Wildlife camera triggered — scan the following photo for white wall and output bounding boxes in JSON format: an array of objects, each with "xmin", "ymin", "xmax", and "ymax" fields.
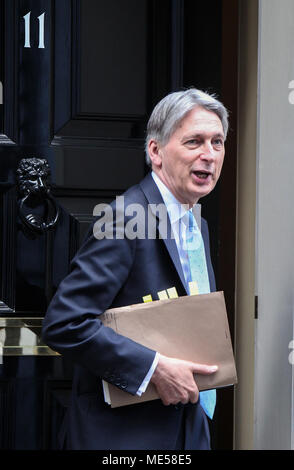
[{"xmin": 254, "ymin": 0, "xmax": 294, "ymax": 450}]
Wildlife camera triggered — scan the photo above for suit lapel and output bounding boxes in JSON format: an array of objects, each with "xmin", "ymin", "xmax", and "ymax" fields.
[{"xmin": 139, "ymin": 173, "xmax": 188, "ymax": 294}]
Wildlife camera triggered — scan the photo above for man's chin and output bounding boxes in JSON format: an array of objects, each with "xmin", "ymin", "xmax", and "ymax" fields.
[{"xmin": 190, "ymin": 185, "xmax": 214, "ymax": 202}]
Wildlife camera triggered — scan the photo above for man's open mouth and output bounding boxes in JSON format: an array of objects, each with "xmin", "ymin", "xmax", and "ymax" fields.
[{"xmin": 192, "ymin": 170, "xmax": 211, "ymax": 180}]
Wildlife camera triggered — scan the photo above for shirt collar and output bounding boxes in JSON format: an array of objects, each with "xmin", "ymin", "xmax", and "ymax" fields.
[{"xmin": 151, "ymin": 171, "xmax": 191, "ymax": 225}]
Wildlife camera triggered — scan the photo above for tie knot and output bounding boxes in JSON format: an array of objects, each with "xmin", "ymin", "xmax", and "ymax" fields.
[
  {"xmin": 185, "ymin": 211, "xmax": 202, "ymax": 251},
  {"xmin": 188, "ymin": 210, "xmax": 196, "ymax": 232}
]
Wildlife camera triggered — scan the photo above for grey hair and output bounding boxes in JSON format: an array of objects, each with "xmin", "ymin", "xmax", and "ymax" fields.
[{"xmin": 145, "ymin": 88, "xmax": 229, "ymax": 166}]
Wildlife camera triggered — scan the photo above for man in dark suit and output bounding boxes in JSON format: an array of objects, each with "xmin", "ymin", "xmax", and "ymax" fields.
[{"xmin": 42, "ymin": 88, "xmax": 228, "ymax": 450}]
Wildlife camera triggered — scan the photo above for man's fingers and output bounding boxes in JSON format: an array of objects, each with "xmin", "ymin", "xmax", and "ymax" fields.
[
  {"xmin": 191, "ymin": 363, "xmax": 218, "ymax": 375},
  {"xmin": 150, "ymin": 357, "xmax": 217, "ymax": 406}
]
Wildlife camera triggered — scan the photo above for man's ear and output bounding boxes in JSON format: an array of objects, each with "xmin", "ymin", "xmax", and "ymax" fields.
[{"xmin": 148, "ymin": 139, "xmax": 163, "ymax": 169}]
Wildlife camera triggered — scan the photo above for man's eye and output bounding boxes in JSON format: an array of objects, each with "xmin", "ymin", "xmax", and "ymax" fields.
[
  {"xmin": 213, "ymin": 139, "xmax": 223, "ymax": 146},
  {"xmin": 186, "ymin": 139, "xmax": 199, "ymax": 145}
]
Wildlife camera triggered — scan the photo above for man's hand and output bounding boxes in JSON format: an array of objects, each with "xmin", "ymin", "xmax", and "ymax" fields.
[{"xmin": 150, "ymin": 355, "xmax": 218, "ymax": 406}]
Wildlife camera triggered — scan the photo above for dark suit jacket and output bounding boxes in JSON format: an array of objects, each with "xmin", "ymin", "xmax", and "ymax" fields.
[{"xmin": 42, "ymin": 172, "xmax": 216, "ymax": 450}]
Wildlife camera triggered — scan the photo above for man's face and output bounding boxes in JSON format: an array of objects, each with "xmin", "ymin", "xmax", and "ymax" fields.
[{"xmin": 149, "ymin": 106, "xmax": 225, "ymax": 206}]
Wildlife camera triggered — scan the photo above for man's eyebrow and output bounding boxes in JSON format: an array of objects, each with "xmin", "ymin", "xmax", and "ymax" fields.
[{"xmin": 183, "ymin": 132, "xmax": 224, "ymax": 140}]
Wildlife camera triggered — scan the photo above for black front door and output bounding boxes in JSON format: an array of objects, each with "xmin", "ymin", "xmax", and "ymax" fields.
[{"xmin": 0, "ymin": 0, "xmax": 237, "ymax": 450}]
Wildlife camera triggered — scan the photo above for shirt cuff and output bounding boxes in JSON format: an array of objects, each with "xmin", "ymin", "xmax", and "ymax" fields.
[{"xmin": 136, "ymin": 352, "xmax": 160, "ymax": 396}]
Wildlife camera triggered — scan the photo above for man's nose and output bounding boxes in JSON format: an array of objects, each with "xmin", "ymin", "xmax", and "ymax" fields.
[{"xmin": 199, "ymin": 141, "xmax": 214, "ymax": 160}]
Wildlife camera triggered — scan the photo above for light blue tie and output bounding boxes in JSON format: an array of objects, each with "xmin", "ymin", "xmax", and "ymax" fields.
[{"xmin": 186, "ymin": 210, "xmax": 216, "ymax": 420}]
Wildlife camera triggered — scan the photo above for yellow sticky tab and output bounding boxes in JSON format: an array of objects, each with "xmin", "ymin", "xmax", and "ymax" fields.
[
  {"xmin": 167, "ymin": 287, "xmax": 178, "ymax": 299},
  {"xmin": 189, "ymin": 281, "xmax": 199, "ymax": 296},
  {"xmin": 142, "ymin": 295, "xmax": 153, "ymax": 303},
  {"xmin": 157, "ymin": 290, "xmax": 169, "ymax": 300}
]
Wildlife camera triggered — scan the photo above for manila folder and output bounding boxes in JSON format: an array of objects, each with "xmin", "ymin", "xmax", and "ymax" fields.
[{"xmin": 100, "ymin": 291, "xmax": 237, "ymax": 408}]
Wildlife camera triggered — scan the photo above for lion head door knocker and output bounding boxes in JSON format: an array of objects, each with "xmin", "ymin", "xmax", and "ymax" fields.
[{"xmin": 16, "ymin": 158, "xmax": 60, "ymax": 235}]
